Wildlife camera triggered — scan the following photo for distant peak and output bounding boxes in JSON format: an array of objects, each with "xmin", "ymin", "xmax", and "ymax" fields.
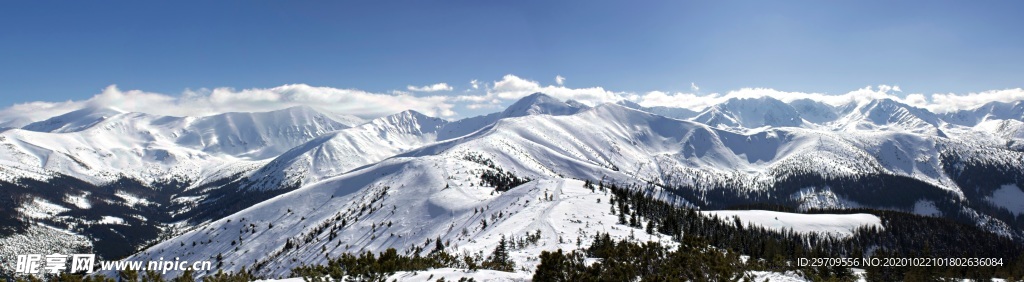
[
  {"xmin": 724, "ymin": 96, "xmax": 785, "ymax": 104},
  {"xmin": 521, "ymin": 92, "xmax": 556, "ymax": 100},
  {"xmin": 375, "ymin": 110, "xmax": 445, "ymax": 125},
  {"xmin": 275, "ymin": 105, "xmax": 321, "ymax": 114},
  {"xmin": 21, "ymin": 106, "xmax": 126, "ymax": 133},
  {"xmin": 616, "ymin": 100, "xmax": 644, "ymax": 109},
  {"xmin": 864, "ymin": 98, "xmax": 908, "ymax": 108},
  {"xmin": 78, "ymin": 105, "xmax": 127, "ymax": 114},
  {"xmin": 500, "ymin": 93, "xmax": 584, "ymax": 118},
  {"xmin": 394, "ymin": 109, "xmax": 433, "ymax": 119},
  {"xmin": 509, "ymin": 92, "xmax": 560, "ymax": 106}
]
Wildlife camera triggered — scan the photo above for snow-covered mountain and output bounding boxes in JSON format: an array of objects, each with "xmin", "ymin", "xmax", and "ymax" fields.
[
  {"xmin": 833, "ymin": 98, "xmax": 945, "ymax": 135},
  {"xmin": 175, "ymin": 106, "xmax": 359, "ymax": 159},
  {"xmin": 787, "ymin": 98, "xmax": 839, "ymax": 124},
  {"xmin": 500, "ymin": 93, "xmax": 588, "ymax": 118},
  {"xmin": 22, "ymin": 107, "xmax": 127, "ymax": 133},
  {"xmin": 0, "ymin": 106, "xmax": 361, "ymax": 263},
  {"xmin": 615, "ymin": 100, "xmax": 698, "ymax": 120},
  {"xmin": 244, "ymin": 93, "xmax": 590, "ymax": 190},
  {"xmin": 943, "ymin": 100, "xmax": 1024, "ymax": 126},
  {"xmin": 692, "ymin": 97, "xmax": 804, "ymax": 128},
  {"xmin": 1, "ymin": 106, "xmax": 357, "ymax": 184},
  {"xmin": 4, "ymin": 93, "xmax": 1024, "ymax": 279},
  {"xmin": 122, "ymin": 101, "xmax": 1024, "ymax": 278}
]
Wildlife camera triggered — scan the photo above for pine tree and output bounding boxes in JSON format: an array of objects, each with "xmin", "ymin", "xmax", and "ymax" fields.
[
  {"xmin": 434, "ymin": 236, "xmax": 445, "ymax": 253},
  {"xmin": 484, "ymin": 235, "xmax": 515, "ymax": 272}
]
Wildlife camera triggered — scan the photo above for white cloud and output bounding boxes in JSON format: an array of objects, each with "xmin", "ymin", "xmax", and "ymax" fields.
[
  {"xmin": 487, "ymin": 74, "xmax": 626, "ymax": 106},
  {"xmin": 690, "ymin": 82, "xmax": 700, "ymax": 92},
  {"xmin": 470, "ymin": 80, "xmax": 480, "ymax": 90},
  {"xmin": 929, "ymin": 88, "xmax": 1024, "ymax": 113},
  {"xmin": 635, "ymin": 85, "xmax": 903, "ymax": 111},
  {"xmin": 0, "ymin": 84, "xmax": 458, "ymax": 127},
  {"xmin": 466, "ymin": 103, "xmax": 501, "ymax": 110},
  {"xmin": 555, "ymin": 75, "xmax": 566, "ymax": 86},
  {"xmin": 637, "ymin": 91, "xmax": 718, "ymax": 110},
  {"xmin": 632, "ymin": 85, "xmax": 1024, "ymax": 114},
  {"xmin": 407, "ymin": 83, "xmax": 454, "ymax": 92},
  {"xmin": 904, "ymin": 93, "xmax": 929, "ymax": 108},
  {"xmin": 2, "ymin": 77, "xmax": 1022, "ymax": 128},
  {"xmin": 0, "ymin": 100, "xmax": 82, "ymax": 128}
]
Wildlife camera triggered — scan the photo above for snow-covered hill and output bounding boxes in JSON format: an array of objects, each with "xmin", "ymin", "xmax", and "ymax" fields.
[
  {"xmin": 122, "ymin": 160, "xmax": 676, "ymax": 278},
  {"xmin": 244, "ymin": 93, "xmax": 589, "ymax": 190}
]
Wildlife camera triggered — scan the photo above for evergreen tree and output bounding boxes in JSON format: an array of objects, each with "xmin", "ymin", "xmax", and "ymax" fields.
[{"xmin": 483, "ymin": 235, "xmax": 515, "ymax": 272}]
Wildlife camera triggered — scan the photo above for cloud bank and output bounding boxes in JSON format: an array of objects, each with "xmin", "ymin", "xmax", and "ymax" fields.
[
  {"xmin": 407, "ymin": 83, "xmax": 453, "ymax": 92},
  {"xmin": 0, "ymin": 84, "xmax": 456, "ymax": 127},
  {"xmin": 1, "ymin": 74, "xmax": 1021, "ymax": 128}
]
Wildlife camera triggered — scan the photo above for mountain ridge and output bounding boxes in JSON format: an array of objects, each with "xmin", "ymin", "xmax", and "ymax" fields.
[{"xmin": 4, "ymin": 93, "xmax": 1024, "ymax": 278}]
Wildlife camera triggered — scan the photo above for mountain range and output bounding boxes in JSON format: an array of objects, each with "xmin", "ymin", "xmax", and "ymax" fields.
[{"xmin": 2, "ymin": 93, "xmax": 1023, "ymax": 279}]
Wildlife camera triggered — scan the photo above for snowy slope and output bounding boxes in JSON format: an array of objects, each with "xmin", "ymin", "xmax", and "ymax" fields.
[
  {"xmin": 833, "ymin": 99, "xmax": 944, "ymax": 135},
  {"xmin": 943, "ymin": 100, "xmax": 1024, "ymax": 126},
  {"xmin": 692, "ymin": 97, "xmax": 804, "ymax": 128},
  {"xmin": 5, "ymin": 92, "xmax": 1024, "ymax": 279},
  {"xmin": 499, "ymin": 93, "xmax": 587, "ymax": 118},
  {"xmin": 0, "ymin": 223, "xmax": 92, "ymax": 277},
  {"xmin": 243, "ymin": 110, "xmax": 449, "ymax": 190},
  {"xmin": 127, "ymin": 100, "xmax": 1024, "ymax": 279},
  {"xmin": 125, "ymin": 159, "xmax": 675, "ymax": 278},
  {"xmin": 616, "ymin": 100, "xmax": 698, "ymax": 120},
  {"xmin": 788, "ymin": 99, "xmax": 839, "ymax": 124},
  {"xmin": 174, "ymin": 106, "xmax": 355, "ymax": 159},
  {"xmin": 422, "ymin": 104, "xmax": 961, "ymax": 196},
  {"xmin": 22, "ymin": 107, "xmax": 126, "ymax": 133},
  {"xmin": 245, "ymin": 93, "xmax": 589, "ymax": 190},
  {"xmin": 0, "ymin": 106, "xmax": 354, "ymax": 185},
  {"xmin": 986, "ymin": 185, "xmax": 1024, "ymax": 216},
  {"xmin": 701, "ymin": 210, "xmax": 882, "ymax": 238}
]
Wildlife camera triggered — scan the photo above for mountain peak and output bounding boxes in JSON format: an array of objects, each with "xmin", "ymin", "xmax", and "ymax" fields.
[
  {"xmin": 395, "ymin": 109, "xmax": 430, "ymax": 118},
  {"xmin": 942, "ymin": 100, "xmax": 1024, "ymax": 126},
  {"xmin": 694, "ymin": 96, "xmax": 802, "ymax": 128},
  {"xmin": 280, "ymin": 105, "xmax": 318, "ymax": 113},
  {"xmin": 722, "ymin": 96, "xmax": 787, "ymax": 106},
  {"xmin": 367, "ymin": 109, "xmax": 447, "ymax": 135},
  {"xmin": 21, "ymin": 106, "xmax": 126, "ymax": 133},
  {"xmin": 837, "ymin": 98, "xmax": 942, "ymax": 134},
  {"xmin": 501, "ymin": 92, "xmax": 586, "ymax": 118},
  {"xmin": 615, "ymin": 100, "xmax": 644, "ymax": 109},
  {"xmin": 613, "ymin": 100, "xmax": 697, "ymax": 120},
  {"xmin": 788, "ymin": 99, "xmax": 838, "ymax": 124},
  {"xmin": 272, "ymin": 105, "xmax": 365, "ymax": 127}
]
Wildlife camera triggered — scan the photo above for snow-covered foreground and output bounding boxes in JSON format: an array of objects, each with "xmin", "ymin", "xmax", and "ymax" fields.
[
  {"xmin": 124, "ymin": 159, "xmax": 675, "ymax": 278},
  {"xmin": 701, "ymin": 210, "xmax": 883, "ymax": 238}
]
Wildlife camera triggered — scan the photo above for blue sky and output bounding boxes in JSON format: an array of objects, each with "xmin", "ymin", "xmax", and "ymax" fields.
[{"xmin": 1, "ymin": 1, "xmax": 1023, "ymax": 120}]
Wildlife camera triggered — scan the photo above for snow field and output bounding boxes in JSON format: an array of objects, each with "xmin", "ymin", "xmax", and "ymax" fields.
[{"xmin": 701, "ymin": 210, "xmax": 883, "ymax": 238}]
